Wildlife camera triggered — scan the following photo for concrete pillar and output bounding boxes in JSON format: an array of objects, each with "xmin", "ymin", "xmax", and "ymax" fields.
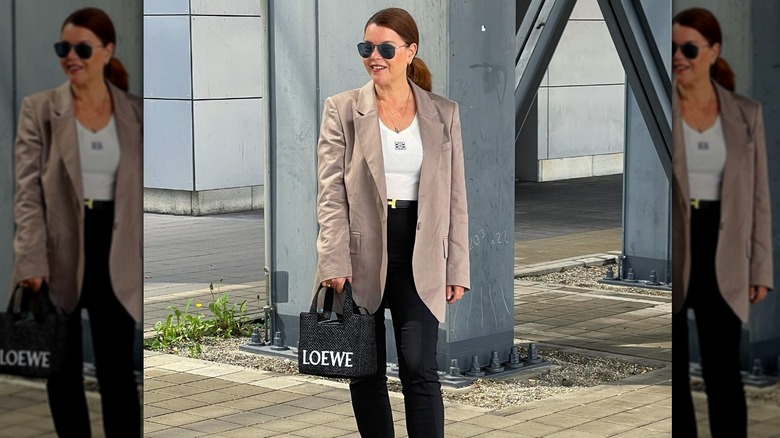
[{"xmin": 267, "ymin": 0, "xmax": 516, "ymax": 371}]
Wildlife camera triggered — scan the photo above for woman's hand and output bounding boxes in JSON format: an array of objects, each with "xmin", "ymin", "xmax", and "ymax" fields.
[
  {"xmin": 19, "ymin": 276, "xmax": 48, "ymax": 293},
  {"xmin": 322, "ymin": 277, "xmax": 352, "ymax": 293},
  {"xmin": 749, "ymin": 284, "xmax": 768, "ymax": 304},
  {"xmin": 446, "ymin": 285, "xmax": 465, "ymax": 304}
]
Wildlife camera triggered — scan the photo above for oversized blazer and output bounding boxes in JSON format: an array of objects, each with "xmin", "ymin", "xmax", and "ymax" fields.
[
  {"xmin": 315, "ymin": 80, "xmax": 470, "ymax": 323},
  {"xmin": 12, "ymin": 81, "xmax": 143, "ymax": 323},
  {"xmin": 672, "ymin": 81, "xmax": 773, "ymax": 323}
]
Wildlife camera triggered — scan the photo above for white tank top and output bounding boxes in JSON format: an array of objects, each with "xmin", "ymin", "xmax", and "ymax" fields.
[
  {"xmin": 76, "ymin": 116, "xmax": 120, "ymax": 200},
  {"xmin": 380, "ymin": 114, "xmax": 423, "ymax": 200}
]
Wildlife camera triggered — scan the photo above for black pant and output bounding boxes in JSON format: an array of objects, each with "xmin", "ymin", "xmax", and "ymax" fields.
[
  {"xmin": 673, "ymin": 206, "xmax": 746, "ymax": 438},
  {"xmin": 349, "ymin": 207, "xmax": 444, "ymax": 438},
  {"xmin": 46, "ymin": 206, "xmax": 141, "ymax": 437}
]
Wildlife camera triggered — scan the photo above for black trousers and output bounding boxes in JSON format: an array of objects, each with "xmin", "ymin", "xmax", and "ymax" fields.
[
  {"xmin": 673, "ymin": 206, "xmax": 746, "ymax": 438},
  {"xmin": 349, "ymin": 207, "xmax": 444, "ymax": 438},
  {"xmin": 46, "ymin": 206, "xmax": 141, "ymax": 437}
]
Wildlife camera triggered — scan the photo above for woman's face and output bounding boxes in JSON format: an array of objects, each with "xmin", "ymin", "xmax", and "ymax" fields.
[
  {"xmin": 672, "ymin": 24, "xmax": 719, "ymax": 87},
  {"xmin": 58, "ymin": 24, "xmax": 113, "ymax": 87},
  {"xmin": 362, "ymin": 24, "xmax": 416, "ymax": 88}
]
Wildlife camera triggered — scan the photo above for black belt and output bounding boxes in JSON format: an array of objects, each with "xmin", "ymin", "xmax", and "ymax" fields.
[
  {"xmin": 85, "ymin": 199, "xmax": 114, "ymax": 210},
  {"xmin": 691, "ymin": 199, "xmax": 720, "ymax": 210},
  {"xmin": 387, "ymin": 199, "xmax": 417, "ymax": 209}
]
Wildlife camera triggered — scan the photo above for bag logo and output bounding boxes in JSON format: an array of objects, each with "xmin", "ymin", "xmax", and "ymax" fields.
[
  {"xmin": 301, "ymin": 350, "xmax": 353, "ymax": 367},
  {"xmin": 0, "ymin": 349, "xmax": 51, "ymax": 368}
]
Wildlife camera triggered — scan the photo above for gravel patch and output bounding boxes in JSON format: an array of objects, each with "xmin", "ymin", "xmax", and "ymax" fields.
[
  {"xmin": 520, "ymin": 265, "xmax": 671, "ymax": 297},
  {"xmin": 148, "ymin": 337, "xmax": 658, "ymax": 411}
]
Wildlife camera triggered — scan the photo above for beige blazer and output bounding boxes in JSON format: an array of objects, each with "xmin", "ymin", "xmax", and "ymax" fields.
[
  {"xmin": 12, "ymin": 81, "xmax": 143, "ymax": 322},
  {"xmin": 672, "ymin": 81, "xmax": 773, "ymax": 322},
  {"xmin": 315, "ymin": 80, "xmax": 470, "ymax": 323}
]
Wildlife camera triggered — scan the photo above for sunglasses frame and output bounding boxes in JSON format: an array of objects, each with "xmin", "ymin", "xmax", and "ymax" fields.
[
  {"xmin": 357, "ymin": 41, "xmax": 410, "ymax": 60},
  {"xmin": 672, "ymin": 42, "xmax": 708, "ymax": 60},
  {"xmin": 54, "ymin": 41, "xmax": 104, "ymax": 59}
]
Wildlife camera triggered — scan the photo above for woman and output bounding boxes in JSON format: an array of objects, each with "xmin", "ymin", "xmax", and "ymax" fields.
[
  {"xmin": 315, "ymin": 7, "xmax": 469, "ymax": 438},
  {"xmin": 671, "ymin": 7, "xmax": 772, "ymax": 437},
  {"xmin": 12, "ymin": 7, "xmax": 142, "ymax": 437}
]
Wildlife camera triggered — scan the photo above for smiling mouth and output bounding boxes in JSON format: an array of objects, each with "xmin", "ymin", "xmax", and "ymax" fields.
[{"xmin": 371, "ymin": 65, "xmax": 386, "ymax": 72}]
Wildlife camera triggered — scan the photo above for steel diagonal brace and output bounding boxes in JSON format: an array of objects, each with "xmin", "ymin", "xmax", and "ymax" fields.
[
  {"xmin": 598, "ymin": 0, "xmax": 672, "ymax": 180},
  {"xmin": 515, "ymin": 0, "xmax": 576, "ymax": 139}
]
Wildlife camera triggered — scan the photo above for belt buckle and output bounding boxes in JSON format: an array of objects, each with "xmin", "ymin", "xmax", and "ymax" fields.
[
  {"xmin": 388, "ymin": 199, "xmax": 397, "ymax": 209},
  {"xmin": 85, "ymin": 199, "xmax": 94, "ymax": 210},
  {"xmin": 691, "ymin": 199, "xmax": 700, "ymax": 210}
]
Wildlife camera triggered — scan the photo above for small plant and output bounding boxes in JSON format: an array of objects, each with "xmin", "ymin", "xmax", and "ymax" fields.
[
  {"xmin": 146, "ymin": 299, "xmax": 210, "ymax": 355},
  {"xmin": 209, "ymin": 293, "xmax": 251, "ymax": 338},
  {"xmin": 145, "ymin": 290, "xmax": 251, "ymax": 358}
]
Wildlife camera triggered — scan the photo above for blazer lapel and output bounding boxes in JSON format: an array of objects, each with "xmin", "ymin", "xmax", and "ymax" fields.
[
  {"xmin": 50, "ymin": 82, "xmax": 83, "ymax": 207},
  {"xmin": 354, "ymin": 81, "xmax": 387, "ymax": 215},
  {"xmin": 716, "ymin": 82, "xmax": 749, "ymax": 212},
  {"xmin": 671, "ymin": 83, "xmax": 690, "ymax": 206},
  {"xmin": 413, "ymin": 82, "xmax": 445, "ymax": 213}
]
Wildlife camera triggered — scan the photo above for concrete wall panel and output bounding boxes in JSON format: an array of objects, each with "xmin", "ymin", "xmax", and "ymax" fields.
[
  {"xmin": 144, "ymin": 0, "xmax": 190, "ymax": 15},
  {"xmin": 143, "ymin": 16, "xmax": 192, "ymax": 99},
  {"xmin": 144, "ymin": 99, "xmax": 194, "ymax": 190},
  {"xmin": 548, "ymin": 21, "xmax": 624, "ymax": 86},
  {"xmin": 191, "ymin": 16, "xmax": 265, "ymax": 99},
  {"xmin": 547, "ymin": 84, "xmax": 625, "ymax": 158},
  {"xmin": 191, "ymin": 0, "xmax": 263, "ymax": 16},
  {"xmin": 193, "ymin": 99, "xmax": 264, "ymax": 190}
]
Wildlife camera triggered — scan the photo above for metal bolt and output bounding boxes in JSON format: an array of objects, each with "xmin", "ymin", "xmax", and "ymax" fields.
[
  {"xmin": 270, "ymin": 330, "xmax": 289, "ymax": 350},
  {"xmin": 649, "ymin": 270, "xmax": 659, "ymax": 285},
  {"xmin": 486, "ymin": 351, "xmax": 505, "ymax": 374},
  {"xmin": 626, "ymin": 268, "xmax": 637, "ymax": 282},
  {"xmin": 448, "ymin": 359, "xmax": 461, "ymax": 378},
  {"xmin": 465, "ymin": 355, "xmax": 485, "ymax": 377},
  {"xmin": 526, "ymin": 343, "xmax": 542, "ymax": 364},
  {"xmin": 249, "ymin": 327, "xmax": 261, "ymax": 345},
  {"xmin": 604, "ymin": 266, "xmax": 614, "ymax": 280},
  {"xmin": 506, "ymin": 346, "xmax": 524, "ymax": 369}
]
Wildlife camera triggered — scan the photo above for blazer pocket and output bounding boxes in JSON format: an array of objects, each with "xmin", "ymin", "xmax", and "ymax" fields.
[
  {"xmin": 441, "ymin": 141, "xmax": 452, "ymax": 151},
  {"xmin": 443, "ymin": 237, "xmax": 449, "ymax": 259},
  {"xmin": 350, "ymin": 232, "xmax": 361, "ymax": 255}
]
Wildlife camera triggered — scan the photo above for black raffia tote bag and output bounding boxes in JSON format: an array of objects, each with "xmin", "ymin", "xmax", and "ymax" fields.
[
  {"xmin": 0, "ymin": 283, "xmax": 69, "ymax": 379},
  {"xmin": 298, "ymin": 281, "xmax": 377, "ymax": 379}
]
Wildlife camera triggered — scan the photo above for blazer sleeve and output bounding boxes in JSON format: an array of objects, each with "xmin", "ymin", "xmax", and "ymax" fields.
[
  {"xmin": 316, "ymin": 97, "xmax": 352, "ymax": 282},
  {"xmin": 446, "ymin": 102, "xmax": 471, "ymax": 290},
  {"xmin": 12, "ymin": 97, "xmax": 50, "ymax": 283},
  {"xmin": 750, "ymin": 103, "xmax": 773, "ymax": 290}
]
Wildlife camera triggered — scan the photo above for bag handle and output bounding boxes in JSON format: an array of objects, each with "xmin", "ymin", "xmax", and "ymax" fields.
[
  {"xmin": 7, "ymin": 282, "xmax": 56, "ymax": 322},
  {"xmin": 308, "ymin": 280, "xmax": 358, "ymax": 320}
]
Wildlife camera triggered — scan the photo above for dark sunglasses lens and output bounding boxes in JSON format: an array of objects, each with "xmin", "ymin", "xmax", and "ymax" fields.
[
  {"xmin": 681, "ymin": 43, "xmax": 698, "ymax": 59},
  {"xmin": 54, "ymin": 42, "xmax": 70, "ymax": 58},
  {"xmin": 377, "ymin": 44, "xmax": 396, "ymax": 59},
  {"xmin": 74, "ymin": 43, "xmax": 93, "ymax": 59},
  {"xmin": 357, "ymin": 42, "xmax": 373, "ymax": 58}
]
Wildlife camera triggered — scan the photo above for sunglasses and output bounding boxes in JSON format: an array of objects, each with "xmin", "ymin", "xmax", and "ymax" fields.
[
  {"xmin": 672, "ymin": 42, "xmax": 706, "ymax": 60},
  {"xmin": 54, "ymin": 41, "xmax": 103, "ymax": 59},
  {"xmin": 357, "ymin": 41, "xmax": 409, "ymax": 59}
]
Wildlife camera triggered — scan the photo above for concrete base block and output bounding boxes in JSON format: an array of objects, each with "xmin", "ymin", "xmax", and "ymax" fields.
[
  {"xmin": 144, "ymin": 186, "xmax": 264, "ymax": 215},
  {"xmin": 538, "ymin": 153, "xmax": 624, "ymax": 181}
]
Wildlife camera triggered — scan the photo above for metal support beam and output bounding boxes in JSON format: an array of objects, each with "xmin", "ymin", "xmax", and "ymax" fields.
[
  {"xmin": 598, "ymin": 0, "xmax": 672, "ymax": 180},
  {"xmin": 515, "ymin": 0, "xmax": 575, "ymax": 140}
]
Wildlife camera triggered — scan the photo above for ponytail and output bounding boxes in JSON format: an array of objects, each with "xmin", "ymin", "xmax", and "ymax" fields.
[
  {"xmin": 105, "ymin": 57, "xmax": 129, "ymax": 92},
  {"xmin": 711, "ymin": 57, "xmax": 735, "ymax": 92},
  {"xmin": 407, "ymin": 57, "xmax": 432, "ymax": 92}
]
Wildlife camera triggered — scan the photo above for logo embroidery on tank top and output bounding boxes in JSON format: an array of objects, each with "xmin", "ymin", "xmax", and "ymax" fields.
[
  {"xmin": 394, "ymin": 141, "xmax": 406, "ymax": 151},
  {"xmin": 91, "ymin": 141, "xmax": 104, "ymax": 151},
  {"xmin": 697, "ymin": 141, "xmax": 709, "ymax": 151}
]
